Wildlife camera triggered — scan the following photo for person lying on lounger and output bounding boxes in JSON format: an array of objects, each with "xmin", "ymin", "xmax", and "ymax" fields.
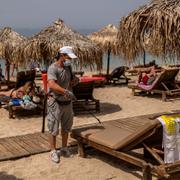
[
  {"xmin": 138, "ymin": 65, "xmax": 157, "ymax": 85},
  {"xmin": 0, "ymin": 81, "xmax": 40, "ymax": 108},
  {"xmin": 0, "ymin": 81, "xmax": 34, "ymax": 98}
]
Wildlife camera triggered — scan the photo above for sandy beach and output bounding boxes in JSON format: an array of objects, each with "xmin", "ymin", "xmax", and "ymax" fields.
[
  {"xmin": 0, "ymin": 81, "xmax": 180, "ymax": 180},
  {"xmin": 0, "ymin": 0, "xmax": 179, "ymax": 178}
]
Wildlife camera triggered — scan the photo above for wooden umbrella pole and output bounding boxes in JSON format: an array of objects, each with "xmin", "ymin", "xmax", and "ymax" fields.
[
  {"xmin": 6, "ymin": 60, "xmax": 10, "ymax": 84},
  {"xmin": 143, "ymin": 50, "xmax": 146, "ymax": 67},
  {"xmin": 106, "ymin": 42, "xmax": 111, "ymax": 77},
  {"xmin": 41, "ymin": 94, "xmax": 47, "ymax": 133}
]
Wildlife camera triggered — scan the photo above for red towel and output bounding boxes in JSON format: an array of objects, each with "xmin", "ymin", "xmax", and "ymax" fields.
[
  {"xmin": 41, "ymin": 73, "xmax": 48, "ymax": 93},
  {"xmin": 142, "ymin": 75, "xmax": 149, "ymax": 85}
]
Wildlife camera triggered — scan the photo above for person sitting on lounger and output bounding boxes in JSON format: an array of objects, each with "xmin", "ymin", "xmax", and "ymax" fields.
[{"xmin": 138, "ymin": 65, "xmax": 157, "ymax": 85}]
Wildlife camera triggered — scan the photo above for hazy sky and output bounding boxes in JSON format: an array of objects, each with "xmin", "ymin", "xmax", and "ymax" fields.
[{"xmin": 0, "ymin": 0, "xmax": 149, "ymax": 30}]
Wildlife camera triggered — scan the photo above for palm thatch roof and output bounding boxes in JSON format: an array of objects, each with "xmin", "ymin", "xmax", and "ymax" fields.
[
  {"xmin": 116, "ymin": 0, "xmax": 180, "ymax": 62},
  {"xmin": 15, "ymin": 19, "xmax": 103, "ymax": 70},
  {"xmin": 0, "ymin": 27, "xmax": 26, "ymax": 63},
  {"xmin": 87, "ymin": 24, "xmax": 118, "ymax": 54}
]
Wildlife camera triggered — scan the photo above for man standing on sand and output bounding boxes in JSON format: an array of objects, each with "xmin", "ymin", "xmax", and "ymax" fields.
[{"xmin": 47, "ymin": 46, "xmax": 78, "ymax": 163}]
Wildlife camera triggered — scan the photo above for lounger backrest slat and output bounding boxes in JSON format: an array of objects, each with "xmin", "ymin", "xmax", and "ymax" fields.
[
  {"xmin": 73, "ymin": 82, "xmax": 94, "ymax": 100},
  {"xmin": 110, "ymin": 66, "xmax": 127, "ymax": 79},
  {"xmin": 153, "ymin": 68, "xmax": 179, "ymax": 89},
  {"xmin": 15, "ymin": 70, "xmax": 36, "ymax": 89}
]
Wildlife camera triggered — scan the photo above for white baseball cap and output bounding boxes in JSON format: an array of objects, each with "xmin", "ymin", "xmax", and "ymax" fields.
[{"xmin": 59, "ymin": 46, "xmax": 77, "ymax": 59}]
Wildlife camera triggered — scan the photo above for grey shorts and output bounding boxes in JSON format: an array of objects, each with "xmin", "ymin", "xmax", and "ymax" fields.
[{"xmin": 47, "ymin": 97, "xmax": 73, "ymax": 136}]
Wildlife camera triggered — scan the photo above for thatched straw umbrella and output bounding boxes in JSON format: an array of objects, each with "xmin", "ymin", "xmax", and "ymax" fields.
[
  {"xmin": 116, "ymin": 0, "xmax": 180, "ymax": 64},
  {"xmin": 16, "ymin": 19, "xmax": 103, "ymax": 71},
  {"xmin": 88, "ymin": 24, "xmax": 118, "ymax": 76},
  {"xmin": 0, "ymin": 27, "xmax": 26, "ymax": 81}
]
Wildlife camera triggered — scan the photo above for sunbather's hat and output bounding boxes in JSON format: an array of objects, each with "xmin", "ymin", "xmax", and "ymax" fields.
[{"xmin": 59, "ymin": 46, "xmax": 78, "ymax": 59}]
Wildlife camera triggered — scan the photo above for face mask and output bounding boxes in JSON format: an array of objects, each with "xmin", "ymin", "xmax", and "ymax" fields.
[{"xmin": 63, "ymin": 59, "xmax": 71, "ymax": 67}]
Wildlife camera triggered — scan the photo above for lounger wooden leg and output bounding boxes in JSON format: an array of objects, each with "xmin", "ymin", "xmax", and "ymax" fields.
[
  {"xmin": 162, "ymin": 92, "xmax": 166, "ymax": 101},
  {"xmin": 142, "ymin": 163, "xmax": 152, "ymax": 180},
  {"xmin": 96, "ymin": 100, "xmax": 100, "ymax": 113},
  {"xmin": 125, "ymin": 79, "xmax": 128, "ymax": 84},
  {"xmin": 132, "ymin": 89, "xmax": 135, "ymax": 96},
  {"xmin": 77, "ymin": 138, "xmax": 86, "ymax": 158},
  {"xmin": 9, "ymin": 105, "xmax": 14, "ymax": 119},
  {"xmin": 124, "ymin": 76, "xmax": 128, "ymax": 84},
  {"xmin": 42, "ymin": 95, "xmax": 47, "ymax": 133}
]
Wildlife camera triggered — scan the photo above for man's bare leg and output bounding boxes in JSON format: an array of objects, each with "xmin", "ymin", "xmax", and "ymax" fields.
[
  {"xmin": 61, "ymin": 130, "xmax": 68, "ymax": 148},
  {"xmin": 49, "ymin": 134, "xmax": 56, "ymax": 150}
]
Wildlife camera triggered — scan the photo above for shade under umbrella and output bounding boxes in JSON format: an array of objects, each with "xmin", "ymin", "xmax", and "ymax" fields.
[
  {"xmin": 88, "ymin": 24, "xmax": 118, "ymax": 76},
  {"xmin": 16, "ymin": 19, "xmax": 103, "ymax": 71},
  {"xmin": 116, "ymin": 0, "xmax": 180, "ymax": 63}
]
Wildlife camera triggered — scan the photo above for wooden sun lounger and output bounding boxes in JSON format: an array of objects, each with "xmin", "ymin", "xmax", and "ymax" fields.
[
  {"xmin": 72, "ymin": 81, "xmax": 100, "ymax": 114},
  {"xmin": 0, "ymin": 80, "xmax": 16, "ymax": 91},
  {"xmin": 92, "ymin": 66, "xmax": 130, "ymax": 85},
  {"xmin": 128, "ymin": 68, "xmax": 180, "ymax": 101},
  {"xmin": 71, "ymin": 113, "xmax": 180, "ymax": 179},
  {"xmin": 8, "ymin": 70, "xmax": 45, "ymax": 118},
  {"xmin": 107, "ymin": 66, "xmax": 129, "ymax": 85}
]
